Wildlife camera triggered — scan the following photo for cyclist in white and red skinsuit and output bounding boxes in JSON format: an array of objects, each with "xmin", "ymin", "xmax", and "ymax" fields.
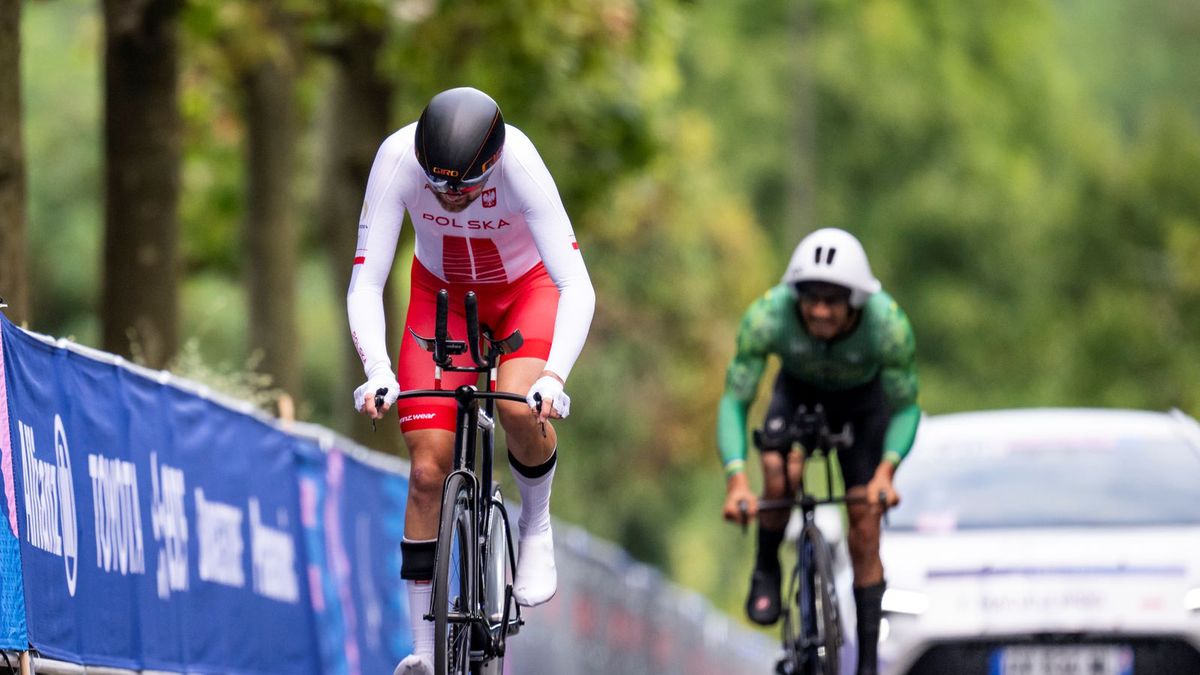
[{"xmin": 347, "ymin": 87, "xmax": 595, "ymax": 675}]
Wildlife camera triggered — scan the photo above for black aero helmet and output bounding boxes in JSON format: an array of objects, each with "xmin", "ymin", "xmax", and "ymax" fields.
[{"xmin": 415, "ymin": 87, "xmax": 505, "ymax": 192}]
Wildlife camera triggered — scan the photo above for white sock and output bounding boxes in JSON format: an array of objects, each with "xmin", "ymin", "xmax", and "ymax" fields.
[
  {"xmin": 407, "ymin": 579, "xmax": 434, "ymax": 657},
  {"xmin": 510, "ymin": 449, "xmax": 556, "ymax": 537}
]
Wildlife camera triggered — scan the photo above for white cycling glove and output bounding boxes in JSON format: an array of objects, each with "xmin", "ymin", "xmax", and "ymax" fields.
[
  {"xmin": 353, "ymin": 373, "xmax": 401, "ymax": 413},
  {"xmin": 526, "ymin": 375, "xmax": 570, "ymax": 418}
]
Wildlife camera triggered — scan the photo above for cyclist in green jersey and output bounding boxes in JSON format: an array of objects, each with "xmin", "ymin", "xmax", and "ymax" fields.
[{"xmin": 718, "ymin": 228, "xmax": 920, "ymax": 675}]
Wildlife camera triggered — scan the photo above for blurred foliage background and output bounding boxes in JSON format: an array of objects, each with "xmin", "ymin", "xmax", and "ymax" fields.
[{"xmin": 12, "ymin": 0, "xmax": 1200, "ymax": 619}]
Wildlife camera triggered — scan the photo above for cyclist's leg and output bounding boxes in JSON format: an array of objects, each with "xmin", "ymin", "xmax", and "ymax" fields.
[
  {"xmin": 747, "ymin": 449, "xmax": 789, "ymax": 626},
  {"xmin": 497, "ymin": 357, "xmax": 557, "ymax": 464},
  {"xmin": 490, "ymin": 265, "xmax": 562, "ymax": 606},
  {"xmin": 490, "ymin": 263, "xmax": 561, "ymax": 469},
  {"xmin": 835, "ymin": 378, "xmax": 889, "ymax": 675},
  {"xmin": 394, "ymin": 262, "xmax": 478, "ymax": 670},
  {"xmin": 395, "ymin": 263, "xmax": 478, "ymax": 538},
  {"xmin": 747, "ymin": 372, "xmax": 803, "ymax": 625},
  {"xmin": 397, "ymin": 429, "xmax": 455, "ymax": 671},
  {"xmin": 496, "ymin": 357, "xmax": 557, "ymax": 607}
]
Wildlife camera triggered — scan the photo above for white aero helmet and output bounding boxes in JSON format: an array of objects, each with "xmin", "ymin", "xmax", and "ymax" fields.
[{"xmin": 782, "ymin": 228, "xmax": 881, "ymax": 307}]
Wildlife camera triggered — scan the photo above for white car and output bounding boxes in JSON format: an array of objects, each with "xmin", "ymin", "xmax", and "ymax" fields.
[{"xmin": 877, "ymin": 408, "xmax": 1200, "ymax": 675}]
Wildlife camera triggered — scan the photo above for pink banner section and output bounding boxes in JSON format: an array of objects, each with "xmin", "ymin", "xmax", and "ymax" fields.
[{"xmin": 0, "ymin": 320, "xmax": 17, "ymax": 536}]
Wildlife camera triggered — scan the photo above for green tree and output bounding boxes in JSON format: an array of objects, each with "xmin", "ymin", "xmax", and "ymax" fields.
[
  {"xmin": 311, "ymin": 0, "xmax": 404, "ymax": 451},
  {"xmin": 0, "ymin": 0, "xmax": 28, "ymax": 325},
  {"xmin": 240, "ymin": 1, "xmax": 303, "ymax": 401}
]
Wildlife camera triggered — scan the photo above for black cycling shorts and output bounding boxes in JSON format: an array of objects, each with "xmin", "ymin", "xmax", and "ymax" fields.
[{"xmin": 760, "ymin": 372, "xmax": 889, "ymax": 489}]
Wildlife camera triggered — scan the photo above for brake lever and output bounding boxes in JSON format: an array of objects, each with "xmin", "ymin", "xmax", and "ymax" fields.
[
  {"xmin": 879, "ymin": 489, "xmax": 891, "ymax": 527},
  {"xmin": 371, "ymin": 387, "xmax": 388, "ymax": 433},
  {"xmin": 533, "ymin": 392, "xmax": 546, "ymax": 438}
]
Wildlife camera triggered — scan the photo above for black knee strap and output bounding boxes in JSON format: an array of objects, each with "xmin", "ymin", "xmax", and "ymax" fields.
[
  {"xmin": 508, "ymin": 449, "xmax": 557, "ymax": 479},
  {"xmin": 400, "ymin": 539, "xmax": 437, "ymax": 581}
]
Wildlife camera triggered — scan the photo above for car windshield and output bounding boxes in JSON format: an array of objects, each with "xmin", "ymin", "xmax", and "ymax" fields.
[{"xmin": 889, "ymin": 432, "xmax": 1200, "ymax": 530}]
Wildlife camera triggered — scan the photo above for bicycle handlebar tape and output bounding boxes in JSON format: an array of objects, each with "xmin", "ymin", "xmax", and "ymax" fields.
[
  {"xmin": 465, "ymin": 291, "xmax": 485, "ymax": 368},
  {"xmin": 434, "ymin": 289, "xmax": 450, "ymax": 367}
]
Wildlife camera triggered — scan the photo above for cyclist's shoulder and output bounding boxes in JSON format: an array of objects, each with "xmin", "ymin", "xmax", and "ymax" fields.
[
  {"xmin": 372, "ymin": 124, "xmax": 422, "ymax": 181},
  {"xmin": 737, "ymin": 284, "xmax": 793, "ymax": 327},
  {"xmin": 752, "ymin": 283, "xmax": 795, "ymax": 312},
  {"xmin": 503, "ymin": 124, "xmax": 536, "ymax": 151},
  {"xmin": 863, "ymin": 290, "xmax": 911, "ymax": 325},
  {"xmin": 733, "ymin": 285, "xmax": 792, "ymax": 350},
  {"xmin": 498, "ymin": 125, "xmax": 555, "ymax": 187},
  {"xmin": 380, "ymin": 122, "xmax": 418, "ymax": 155},
  {"xmin": 861, "ymin": 290, "xmax": 916, "ymax": 357}
]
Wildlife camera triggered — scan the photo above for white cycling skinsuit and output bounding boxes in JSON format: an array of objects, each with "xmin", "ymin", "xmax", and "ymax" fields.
[{"xmin": 347, "ymin": 121, "xmax": 595, "ymax": 675}]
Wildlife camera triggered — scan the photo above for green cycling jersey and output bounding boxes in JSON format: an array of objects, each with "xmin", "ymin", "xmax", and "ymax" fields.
[{"xmin": 717, "ymin": 285, "xmax": 920, "ymax": 478}]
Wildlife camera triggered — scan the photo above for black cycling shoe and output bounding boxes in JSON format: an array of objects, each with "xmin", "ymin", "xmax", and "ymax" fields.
[{"xmin": 746, "ymin": 567, "xmax": 782, "ymax": 625}]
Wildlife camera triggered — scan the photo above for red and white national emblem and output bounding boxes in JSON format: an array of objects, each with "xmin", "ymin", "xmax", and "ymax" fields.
[{"xmin": 482, "ymin": 188, "xmax": 497, "ymax": 208}]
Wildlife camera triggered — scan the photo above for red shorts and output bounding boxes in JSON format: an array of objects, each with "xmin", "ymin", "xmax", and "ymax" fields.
[{"xmin": 396, "ymin": 259, "xmax": 559, "ymax": 432}]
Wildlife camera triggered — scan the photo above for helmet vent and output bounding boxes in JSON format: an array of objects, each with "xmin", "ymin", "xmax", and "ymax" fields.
[{"xmin": 814, "ymin": 246, "xmax": 837, "ymax": 265}]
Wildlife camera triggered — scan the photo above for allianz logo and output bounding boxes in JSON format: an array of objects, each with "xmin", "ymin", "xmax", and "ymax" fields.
[
  {"xmin": 19, "ymin": 416, "xmax": 80, "ymax": 597},
  {"xmin": 17, "ymin": 418, "xmax": 300, "ymax": 605}
]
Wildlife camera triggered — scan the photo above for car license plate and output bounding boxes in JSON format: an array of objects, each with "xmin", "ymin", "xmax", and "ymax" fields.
[{"xmin": 990, "ymin": 645, "xmax": 1133, "ymax": 675}]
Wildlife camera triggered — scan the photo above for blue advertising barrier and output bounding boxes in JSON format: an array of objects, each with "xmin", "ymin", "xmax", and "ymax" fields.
[
  {"xmin": 0, "ymin": 313, "xmax": 340, "ymax": 673},
  {"xmin": 294, "ymin": 433, "xmax": 410, "ymax": 675},
  {"xmin": 0, "ymin": 316, "xmax": 28, "ymax": 650},
  {"xmin": 0, "ymin": 312, "xmax": 779, "ymax": 674}
]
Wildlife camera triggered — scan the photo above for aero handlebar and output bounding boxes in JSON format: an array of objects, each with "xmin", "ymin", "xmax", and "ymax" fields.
[{"xmin": 371, "ymin": 289, "xmax": 528, "ymax": 421}]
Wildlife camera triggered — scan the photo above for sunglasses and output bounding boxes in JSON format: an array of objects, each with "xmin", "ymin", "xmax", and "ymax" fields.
[
  {"xmin": 425, "ymin": 164, "xmax": 495, "ymax": 195},
  {"xmin": 795, "ymin": 283, "xmax": 852, "ymax": 306}
]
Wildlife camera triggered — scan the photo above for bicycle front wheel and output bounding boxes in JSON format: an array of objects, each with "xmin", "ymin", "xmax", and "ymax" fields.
[
  {"xmin": 803, "ymin": 523, "xmax": 841, "ymax": 675},
  {"xmin": 434, "ymin": 473, "xmax": 477, "ymax": 675}
]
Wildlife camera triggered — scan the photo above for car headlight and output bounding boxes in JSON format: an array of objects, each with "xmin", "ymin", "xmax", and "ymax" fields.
[
  {"xmin": 882, "ymin": 588, "xmax": 929, "ymax": 616},
  {"xmin": 1185, "ymin": 588, "xmax": 1200, "ymax": 612}
]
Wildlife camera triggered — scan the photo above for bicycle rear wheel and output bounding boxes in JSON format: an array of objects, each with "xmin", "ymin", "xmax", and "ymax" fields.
[
  {"xmin": 478, "ymin": 483, "xmax": 516, "ymax": 675},
  {"xmin": 434, "ymin": 473, "xmax": 477, "ymax": 675}
]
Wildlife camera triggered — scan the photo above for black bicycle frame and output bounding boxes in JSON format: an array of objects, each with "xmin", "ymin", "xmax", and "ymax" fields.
[
  {"xmin": 753, "ymin": 404, "xmax": 856, "ymax": 674},
  {"xmin": 754, "ymin": 404, "xmax": 891, "ymax": 674},
  {"xmin": 392, "ymin": 288, "xmax": 528, "ymax": 661}
]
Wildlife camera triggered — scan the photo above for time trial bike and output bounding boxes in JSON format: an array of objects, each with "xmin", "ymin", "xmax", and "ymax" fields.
[
  {"xmin": 379, "ymin": 289, "xmax": 528, "ymax": 675},
  {"xmin": 747, "ymin": 404, "xmax": 887, "ymax": 675}
]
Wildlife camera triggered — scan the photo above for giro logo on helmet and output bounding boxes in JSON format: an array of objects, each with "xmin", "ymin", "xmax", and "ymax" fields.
[{"xmin": 431, "ymin": 166, "xmax": 459, "ymax": 178}]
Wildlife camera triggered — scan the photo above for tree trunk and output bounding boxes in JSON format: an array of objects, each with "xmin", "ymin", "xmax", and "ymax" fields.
[
  {"xmin": 317, "ymin": 25, "xmax": 401, "ymax": 450},
  {"xmin": 102, "ymin": 0, "xmax": 182, "ymax": 368},
  {"xmin": 791, "ymin": 0, "xmax": 816, "ymax": 242},
  {"xmin": 0, "ymin": 0, "xmax": 28, "ymax": 325},
  {"xmin": 242, "ymin": 40, "xmax": 299, "ymax": 399}
]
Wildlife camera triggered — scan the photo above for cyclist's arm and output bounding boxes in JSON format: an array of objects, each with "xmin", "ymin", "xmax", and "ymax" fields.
[
  {"xmin": 878, "ymin": 300, "xmax": 921, "ymax": 467},
  {"xmin": 717, "ymin": 391, "xmax": 754, "ymax": 479},
  {"xmin": 509, "ymin": 132, "xmax": 595, "ymax": 383},
  {"xmin": 717, "ymin": 299, "xmax": 773, "ymax": 479},
  {"xmin": 346, "ymin": 130, "xmax": 411, "ymax": 381}
]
